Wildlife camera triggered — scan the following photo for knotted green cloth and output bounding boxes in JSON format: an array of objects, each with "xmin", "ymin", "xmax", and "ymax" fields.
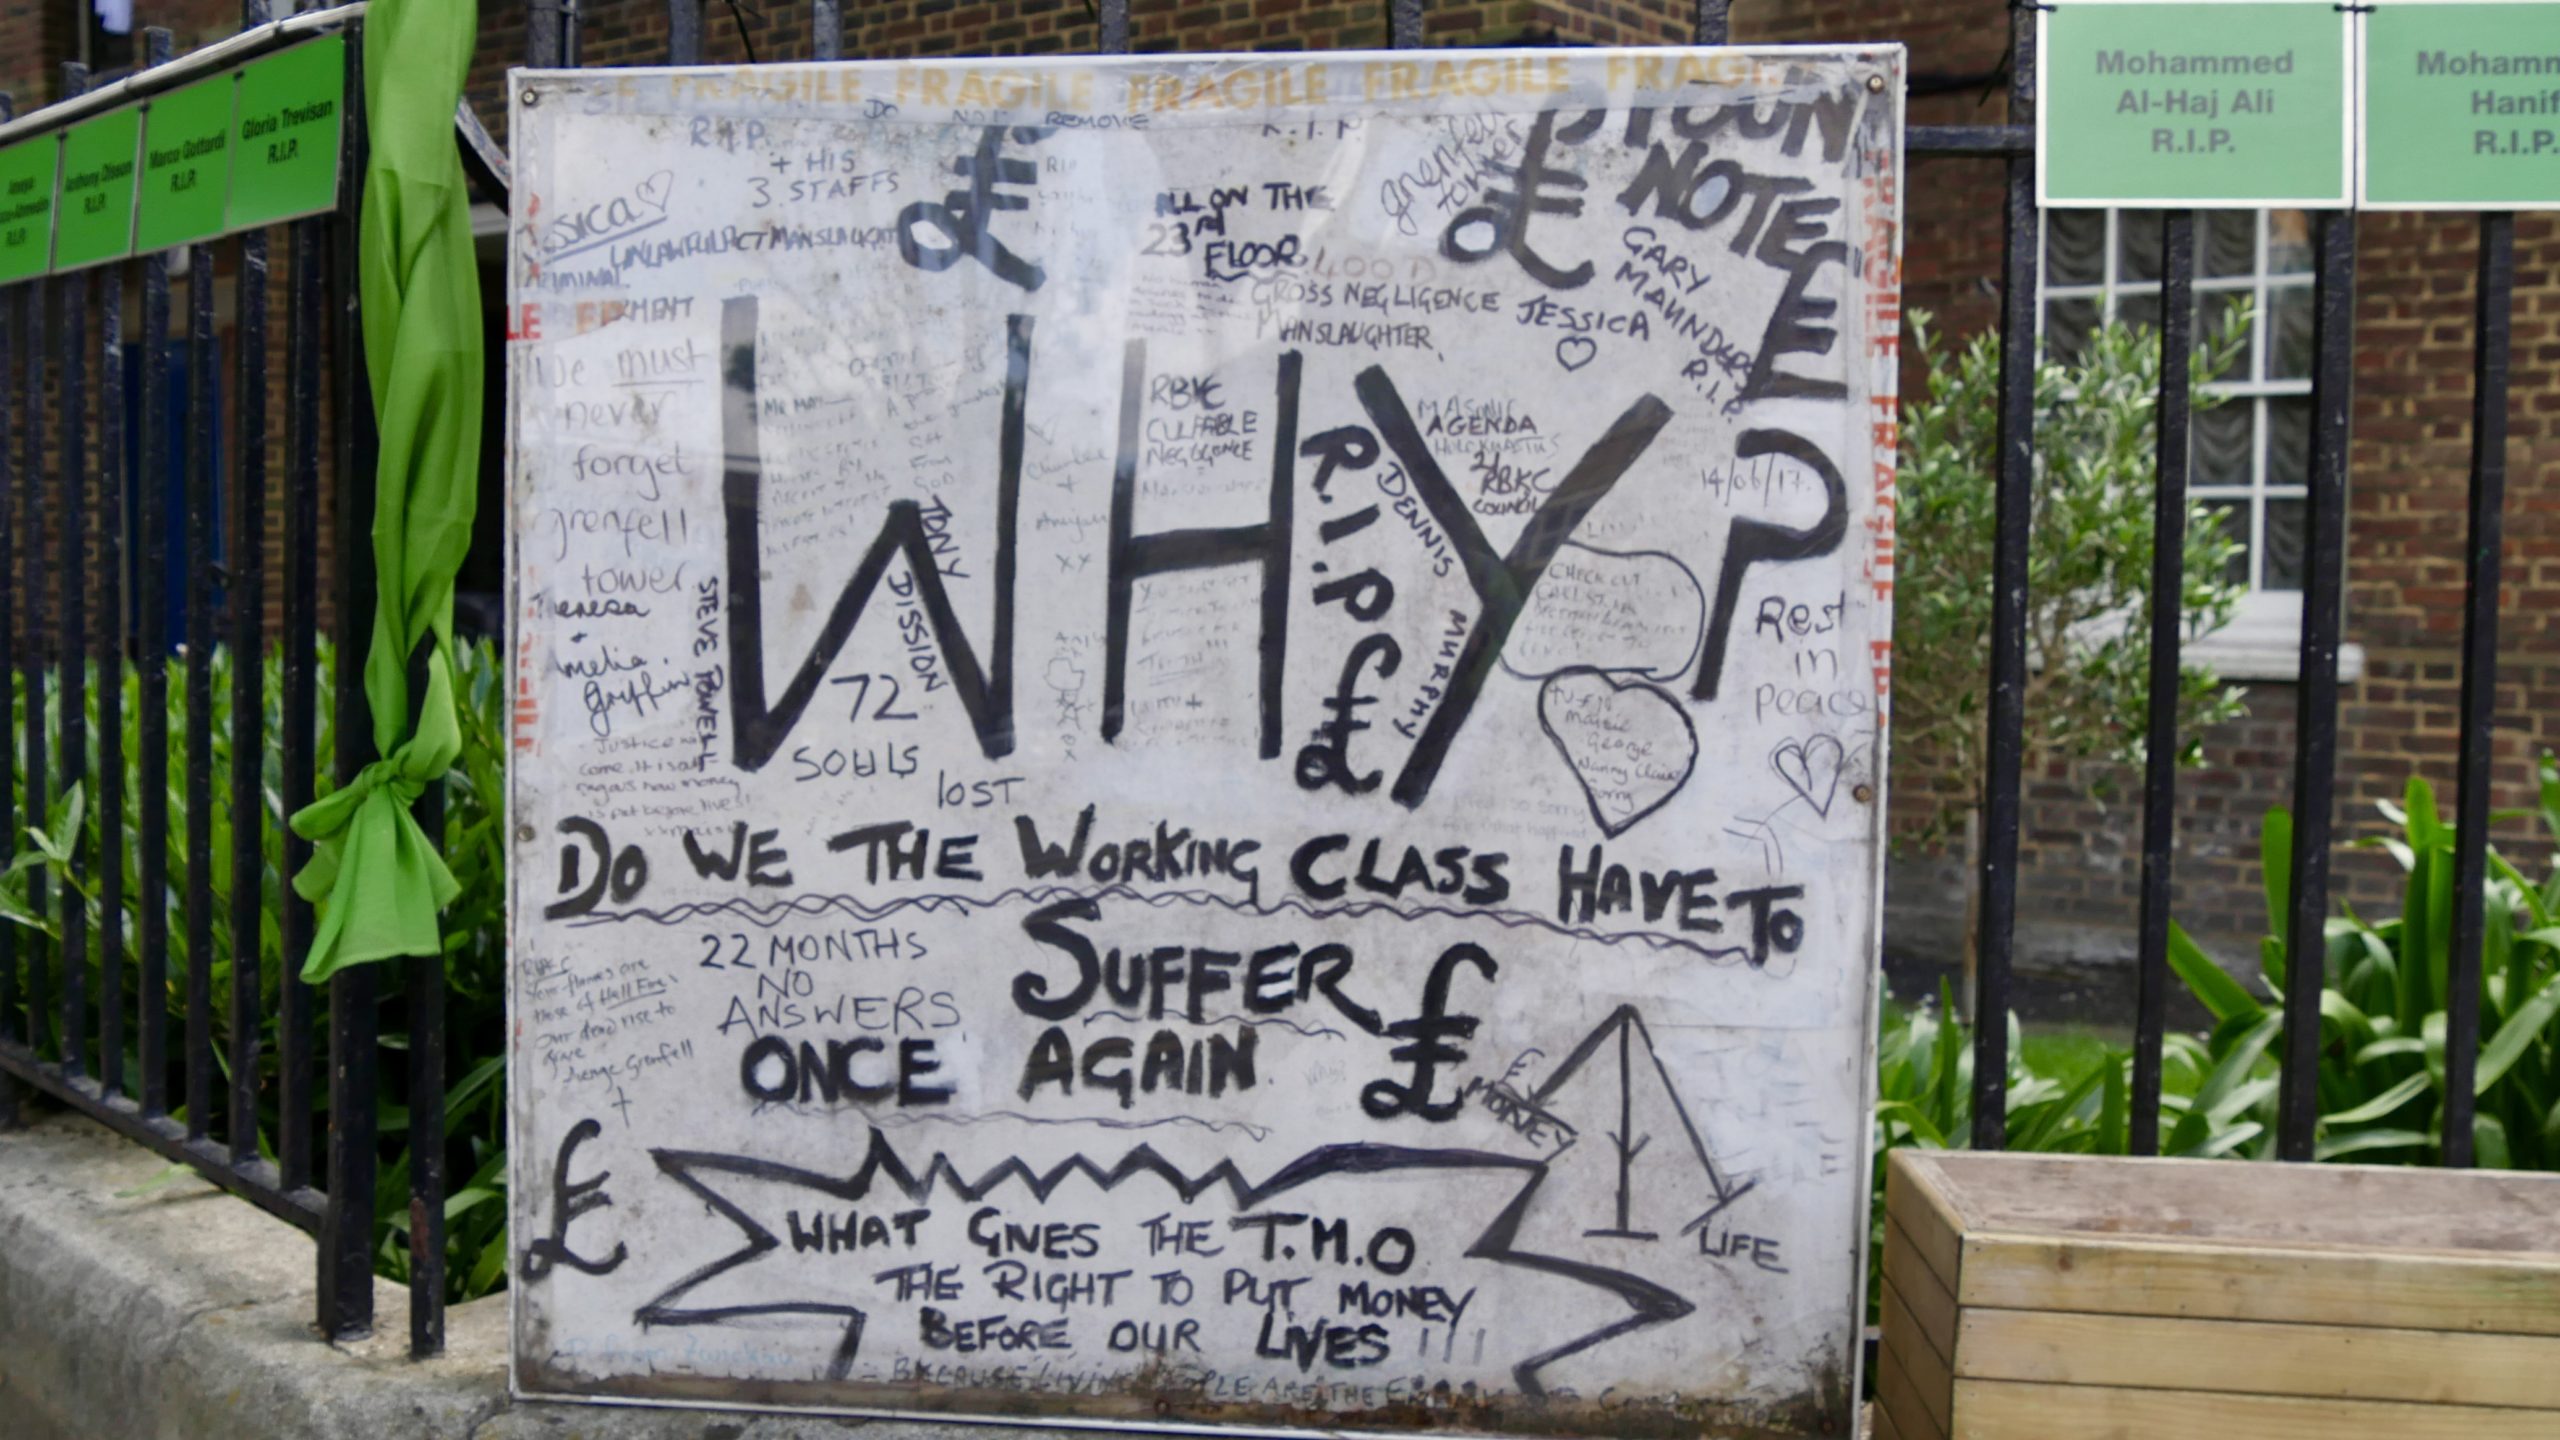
[{"xmin": 290, "ymin": 0, "xmax": 483, "ymax": 981}]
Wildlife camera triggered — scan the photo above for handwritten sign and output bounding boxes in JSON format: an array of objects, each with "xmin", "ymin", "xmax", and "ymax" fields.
[
  {"xmin": 2039, "ymin": 0, "xmax": 2354, "ymax": 207},
  {"xmin": 506, "ymin": 49, "xmax": 1904, "ymax": 1436}
]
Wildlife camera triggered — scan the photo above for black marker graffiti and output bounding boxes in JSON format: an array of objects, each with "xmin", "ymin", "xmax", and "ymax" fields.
[
  {"xmin": 545, "ymin": 816, "xmax": 649, "ymax": 920},
  {"xmin": 522, "ymin": 1117, "xmax": 630, "ymax": 1280},
  {"xmin": 1693, "ymin": 428, "xmax": 1849, "ymax": 702},
  {"xmin": 718, "ymin": 296, "xmax": 1027, "ymax": 768},
  {"xmin": 1354, "ymin": 367, "xmax": 1671, "ymax": 807},
  {"xmin": 1359, "ymin": 942, "xmax": 1495, "ymax": 1122},
  {"xmin": 896, "ymin": 125, "xmax": 1050, "ymax": 291},
  {"xmin": 1296, "ymin": 633, "xmax": 1401, "ymax": 795},
  {"xmin": 1439, "ymin": 108, "xmax": 1599, "ymax": 289},
  {"xmin": 1102, "ymin": 345, "xmax": 1299, "ymax": 760}
]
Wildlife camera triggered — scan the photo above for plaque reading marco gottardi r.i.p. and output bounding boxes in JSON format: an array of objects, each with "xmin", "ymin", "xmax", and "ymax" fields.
[{"xmin": 506, "ymin": 47, "xmax": 1903, "ymax": 1437}]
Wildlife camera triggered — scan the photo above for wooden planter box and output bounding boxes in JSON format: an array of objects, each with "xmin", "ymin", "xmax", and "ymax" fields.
[{"xmin": 1877, "ymin": 1149, "xmax": 2560, "ymax": 1439}]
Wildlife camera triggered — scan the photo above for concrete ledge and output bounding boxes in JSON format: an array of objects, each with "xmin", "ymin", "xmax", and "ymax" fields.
[{"xmin": 0, "ymin": 1106, "xmax": 1110, "ymax": 1440}]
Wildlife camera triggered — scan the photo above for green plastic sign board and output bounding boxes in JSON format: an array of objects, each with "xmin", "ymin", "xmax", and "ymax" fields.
[
  {"xmin": 2040, "ymin": 0, "xmax": 2355, "ymax": 208},
  {"xmin": 55, "ymin": 108, "xmax": 140, "ymax": 270},
  {"xmin": 2362, "ymin": 1, "xmax": 2560, "ymax": 208},
  {"xmin": 0, "ymin": 138, "xmax": 59, "ymax": 282},
  {"xmin": 226, "ymin": 33, "xmax": 342, "ymax": 230},
  {"xmin": 137, "ymin": 73, "xmax": 236, "ymax": 252}
]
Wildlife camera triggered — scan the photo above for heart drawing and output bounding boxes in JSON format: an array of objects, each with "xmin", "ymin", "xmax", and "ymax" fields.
[
  {"xmin": 1771, "ymin": 734, "xmax": 1845, "ymax": 817},
  {"xmin": 1538, "ymin": 668, "xmax": 1699, "ymax": 838},
  {"xmin": 1554, "ymin": 335, "xmax": 1597, "ymax": 372}
]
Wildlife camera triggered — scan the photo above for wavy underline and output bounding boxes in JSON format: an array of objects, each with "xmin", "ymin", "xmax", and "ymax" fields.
[
  {"xmin": 564, "ymin": 884, "xmax": 1756, "ymax": 964},
  {"xmin": 868, "ymin": 1109, "xmax": 1273, "ymax": 1141},
  {"xmin": 1082, "ymin": 1009, "xmax": 1345, "ymax": 1040}
]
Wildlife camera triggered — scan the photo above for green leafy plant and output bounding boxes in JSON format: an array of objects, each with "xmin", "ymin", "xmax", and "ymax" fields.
[
  {"xmin": 0, "ymin": 781, "xmax": 89, "ymax": 935},
  {"xmin": 1897, "ymin": 309, "xmax": 2252, "ymax": 1011},
  {"xmin": 2169, "ymin": 757, "xmax": 2560, "ymax": 1166},
  {"xmin": 0, "ymin": 639, "xmax": 512, "ymax": 1302}
]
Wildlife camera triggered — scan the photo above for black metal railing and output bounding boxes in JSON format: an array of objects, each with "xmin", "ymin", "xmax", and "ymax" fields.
[
  {"xmin": 0, "ymin": 2, "xmax": 455, "ymax": 1356},
  {"xmin": 0, "ymin": 0, "xmax": 2531, "ymax": 1377}
]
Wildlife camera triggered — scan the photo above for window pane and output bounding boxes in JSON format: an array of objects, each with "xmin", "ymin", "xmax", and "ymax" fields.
[
  {"xmin": 2266, "ymin": 395, "xmax": 2311, "ymax": 485},
  {"xmin": 2263, "ymin": 497, "xmax": 2305, "ymax": 591},
  {"xmin": 2267, "ymin": 210, "xmax": 2313, "ymax": 274},
  {"xmin": 2268, "ymin": 283, "xmax": 2314, "ymax": 381},
  {"xmin": 2118, "ymin": 211, "xmax": 2163, "ymax": 283},
  {"xmin": 2200, "ymin": 288, "xmax": 2255, "ymax": 374},
  {"xmin": 2204, "ymin": 497, "xmax": 2253, "ymax": 586},
  {"xmin": 2203, "ymin": 211, "xmax": 2256, "ymax": 277},
  {"xmin": 2120, "ymin": 290, "xmax": 2162, "ymax": 333},
  {"xmin": 2047, "ymin": 209, "xmax": 2106, "ymax": 287},
  {"xmin": 2046, "ymin": 295, "xmax": 2100, "ymax": 366},
  {"xmin": 2193, "ymin": 401, "xmax": 2254, "ymax": 489}
]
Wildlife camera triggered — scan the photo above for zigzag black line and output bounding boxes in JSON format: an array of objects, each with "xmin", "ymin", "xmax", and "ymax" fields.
[{"xmin": 637, "ymin": 1130, "xmax": 1696, "ymax": 1398}]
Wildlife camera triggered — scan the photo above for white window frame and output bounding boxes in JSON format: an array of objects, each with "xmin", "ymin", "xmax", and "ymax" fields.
[{"xmin": 2037, "ymin": 208, "xmax": 2360, "ymax": 683}]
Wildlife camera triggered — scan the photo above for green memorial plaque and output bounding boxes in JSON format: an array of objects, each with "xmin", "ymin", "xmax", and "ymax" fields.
[
  {"xmin": 54, "ymin": 108, "xmax": 140, "ymax": 270},
  {"xmin": 0, "ymin": 137, "xmax": 59, "ymax": 282},
  {"xmin": 227, "ymin": 34, "xmax": 343, "ymax": 229},
  {"xmin": 2040, "ymin": 0, "xmax": 2354, "ymax": 207},
  {"xmin": 2363, "ymin": 1, "xmax": 2560, "ymax": 208},
  {"xmin": 138, "ymin": 74, "xmax": 236, "ymax": 251}
]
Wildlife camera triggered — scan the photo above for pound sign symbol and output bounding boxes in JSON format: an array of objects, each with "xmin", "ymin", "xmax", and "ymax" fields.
[{"xmin": 1362, "ymin": 943, "xmax": 1498, "ymax": 1122}]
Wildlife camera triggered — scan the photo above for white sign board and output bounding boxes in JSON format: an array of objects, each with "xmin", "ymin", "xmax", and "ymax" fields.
[{"xmin": 507, "ymin": 46, "xmax": 1903, "ymax": 1436}]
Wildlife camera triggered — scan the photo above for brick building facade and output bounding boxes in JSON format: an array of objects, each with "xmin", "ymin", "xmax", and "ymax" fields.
[{"xmin": 0, "ymin": 0, "xmax": 2535, "ymax": 987}]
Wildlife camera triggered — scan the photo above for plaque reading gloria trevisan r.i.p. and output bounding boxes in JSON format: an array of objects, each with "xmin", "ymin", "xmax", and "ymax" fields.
[{"xmin": 506, "ymin": 47, "xmax": 1904, "ymax": 1437}]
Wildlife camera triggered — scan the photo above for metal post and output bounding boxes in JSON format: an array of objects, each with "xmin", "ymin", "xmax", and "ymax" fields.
[
  {"xmin": 135, "ymin": 29, "xmax": 172, "ymax": 1122},
  {"xmin": 812, "ymin": 0, "xmax": 840, "ymax": 60},
  {"xmin": 20, "ymin": 253, "xmax": 47, "ymax": 1064},
  {"xmin": 1390, "ymin": 0, "xmax": 1424, "ymax": 48},
  {"xmin": 1971, "ymin": 0, "xmax": 2039, "ymax": 1151},
  {"xmin": 2130, "ymin": 211, "xmax": 2195, "ymax": 1156},
  {"xmin": 2443, "ymin": 212, "xmax": 2513, "ymax": 1169},
  {"xmin": 2274, "ymin": 211, "xmax": 2358, "ymax": 1162},
  {"xmin": 319, "ymin": 35, "xmax": 378, "ymax": 1341},
  {"xmin": 1098, "ymin": 0, "xmax": 1128, "ymax": 54},
  {"xmin": 669, "ymin": 0, "xmax": 703, "ymax": 64},
  {"xmin": 182, "ymin": 234, "xmax": 215, "ymax": 1142},
  {"xmin": 279, "ymin": 210, "xmax": 321, "ymax": 1191},
  {"xmin": 0, "ymin": 94, "xmax": 14, "ymax": 1096},
  {"xmin": 54, "ymin": 62, "xmax": 89, "ymax": 1083},
  {"xmin": 408, "ymin": 701, "xmax": 448, "ymax": 1354},
  {"xmin": 1696, "ymin": 0, "xmax": 1731, "ymax": 44},
  {"xmin": 527, "ymin": 0, "xmax": 561, "ymax": 68},
  {"xmin": 0, "ymin": 170, "xmax": 11, "ymax": 1102},
  {"xmin": 96, "ymin": 185, "xmax": 126, "ymax": 1104},
  {"xmin": 227, "ymin": 217, "xmax": 270, "ymax": 1165}
]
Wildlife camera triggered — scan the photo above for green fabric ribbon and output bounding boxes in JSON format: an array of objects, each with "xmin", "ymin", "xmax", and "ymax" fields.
[{"xmin": 290, "ymin": 0, "xmax": 483, "ymax": 982}]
